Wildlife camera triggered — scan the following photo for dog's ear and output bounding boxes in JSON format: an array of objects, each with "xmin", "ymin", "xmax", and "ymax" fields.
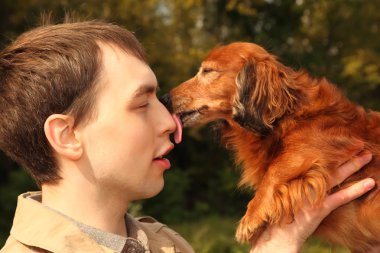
[{"xmin": 232, "ymin": 60, "xmax": 297, "ymax": 136}]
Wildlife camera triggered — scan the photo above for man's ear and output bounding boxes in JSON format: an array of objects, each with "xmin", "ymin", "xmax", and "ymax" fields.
[{"xmin": 44, "ymin": 114, "xmax": 83, "ymax": 160}]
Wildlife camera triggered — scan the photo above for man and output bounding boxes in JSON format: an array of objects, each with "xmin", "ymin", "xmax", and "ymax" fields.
[{"xmin": 0, "ymin": 21, "xmax": 375, "ymax": 253}]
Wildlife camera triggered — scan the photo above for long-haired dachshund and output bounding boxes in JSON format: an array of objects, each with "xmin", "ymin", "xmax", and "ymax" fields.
[{"xmin": 161, "ymin": 42, "xmax": 380, "ymax": 252}]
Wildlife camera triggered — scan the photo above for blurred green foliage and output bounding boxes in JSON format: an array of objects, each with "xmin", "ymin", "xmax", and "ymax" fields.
[{"xmin": 0, "ymin": 0, "xmax": 379, "ymax": 252}]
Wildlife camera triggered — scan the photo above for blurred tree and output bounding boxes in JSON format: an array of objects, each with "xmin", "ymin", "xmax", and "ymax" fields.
[{"xmin": 290, "ymin": 0, "xmax": 380, "ymax": 109}]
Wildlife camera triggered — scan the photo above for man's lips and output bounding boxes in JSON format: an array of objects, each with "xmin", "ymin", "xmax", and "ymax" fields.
[
  {"xmin": 152, "ymin": 158, "xmax": 171, "ymax": 170},
  {"xmin": 153, "ymin": 144, "xmax": 174, "ymax": 169},
  {"xmin": 154, "ymin": 144, "xmax": 174, "ymax": 160}
]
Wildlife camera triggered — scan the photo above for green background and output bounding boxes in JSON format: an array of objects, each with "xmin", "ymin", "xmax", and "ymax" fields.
[{"xmin": 1, "ymin": 0, "xmax": 379, "ymax": 252}]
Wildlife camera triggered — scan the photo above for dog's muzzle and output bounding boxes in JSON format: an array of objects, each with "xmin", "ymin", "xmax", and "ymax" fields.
[{"xmin": 159, "ymin": 93, "xmax": 173, "ymax": 112}]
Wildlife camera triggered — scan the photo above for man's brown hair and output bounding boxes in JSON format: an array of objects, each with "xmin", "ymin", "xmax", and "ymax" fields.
[{"xmin": 0, "ymin": 21, "xmax": 147, "ymax": 186}]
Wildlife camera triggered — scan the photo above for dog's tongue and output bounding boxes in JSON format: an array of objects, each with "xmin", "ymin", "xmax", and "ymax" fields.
[{"xmin": 172, "ymin": 114, "xmax": 183, "ymax": 144}]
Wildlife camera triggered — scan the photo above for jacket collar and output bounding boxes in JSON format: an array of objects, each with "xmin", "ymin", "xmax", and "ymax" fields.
[
  {"xmin": 135, "ymin": 219, "xmax": 176, "ymax": 253},
  {"xmin": 11, "ymin": 192, "xmax": 179, "ymax": 253},
  {"xmin": 11, "ymin": 192, "xmax": 113, "ymax": 253}
]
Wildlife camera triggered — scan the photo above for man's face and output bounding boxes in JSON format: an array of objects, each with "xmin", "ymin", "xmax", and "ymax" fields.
[{"xmin": 75, "ymin": 44, "xmax": 176, "ymax": 201}]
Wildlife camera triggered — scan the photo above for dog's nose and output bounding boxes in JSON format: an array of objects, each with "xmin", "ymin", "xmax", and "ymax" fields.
[{"xmin": 159, "ymin": 93, "xmax": 173, "ymax": 112}]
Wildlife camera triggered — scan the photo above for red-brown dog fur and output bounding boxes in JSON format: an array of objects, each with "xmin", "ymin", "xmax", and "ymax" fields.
[{"xmin": 167, "ymin": 42, "xmax": 380, "ymax": 252}]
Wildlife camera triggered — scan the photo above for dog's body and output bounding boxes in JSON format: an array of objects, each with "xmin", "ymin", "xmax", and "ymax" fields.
[{"xmin": 164, "ymin": 42, "xmax": 380, "ymax": 252}]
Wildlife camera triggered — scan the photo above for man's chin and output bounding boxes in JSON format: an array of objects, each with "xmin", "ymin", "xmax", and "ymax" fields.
[{"xmin": 138, "ymin": 181, "xmax": 165, "ymax": 200}]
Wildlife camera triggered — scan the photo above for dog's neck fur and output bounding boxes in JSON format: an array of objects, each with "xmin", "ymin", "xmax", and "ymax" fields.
[
  {"xmin": 217, "ymin": 120, "xmax": 281, "ymax": 188},
  {"xmin": 292, "ymin": 72, "xmax": 363, "ymax": 120}
]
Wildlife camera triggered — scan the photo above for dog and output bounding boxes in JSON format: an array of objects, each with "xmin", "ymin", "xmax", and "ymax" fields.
[{"xmin": 161, "ymin": 42, "xmax": 380, "ymax": 252}]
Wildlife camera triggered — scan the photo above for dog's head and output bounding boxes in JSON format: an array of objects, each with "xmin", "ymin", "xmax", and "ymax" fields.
[{"xmin": 162, "ymin": 42, "xmax": 299, "ymax": 136}]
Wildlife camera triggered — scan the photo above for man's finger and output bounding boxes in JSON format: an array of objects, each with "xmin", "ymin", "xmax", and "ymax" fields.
[
  {"xmin": 324, "ymin": 178, "xmax": 375, "ymax": 212},
  {"xmin": 327, "ymin": 152, "xmax": 372, "ymax": 189}
]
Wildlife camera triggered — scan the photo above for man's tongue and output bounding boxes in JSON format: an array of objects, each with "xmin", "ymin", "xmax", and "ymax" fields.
[{"xmin": 172, "ymin": 114, "xmax": 183, "ymax": 144}]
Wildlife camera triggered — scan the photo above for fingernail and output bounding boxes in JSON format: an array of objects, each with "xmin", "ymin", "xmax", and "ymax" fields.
[
  {"xmin": 363, "ymin": 178, "xmax": 375, "ymax": 190},
  {"xmin": 360, "ymin": 152, "xmax": 373, "ymax": 164}
]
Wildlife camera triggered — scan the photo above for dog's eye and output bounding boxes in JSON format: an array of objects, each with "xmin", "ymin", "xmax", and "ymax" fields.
[{"xmin": 202, "ymin": 68, "xmax": 213, "ymax": 74}]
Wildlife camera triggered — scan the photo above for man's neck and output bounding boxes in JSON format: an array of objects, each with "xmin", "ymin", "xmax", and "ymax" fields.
[{"xmin": 41, "ymin": 176, "xmax": 129, "ymax": 237}]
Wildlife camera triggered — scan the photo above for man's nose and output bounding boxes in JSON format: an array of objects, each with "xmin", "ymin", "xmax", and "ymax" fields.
[{"xmin": 159, "ymin": 93, "xmax": 173, "ymax": 112}]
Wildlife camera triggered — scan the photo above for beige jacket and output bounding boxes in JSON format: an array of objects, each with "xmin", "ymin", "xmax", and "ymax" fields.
[{"xmin": 0, "ymin": 192, "xmax": 195, "ymax": 253}]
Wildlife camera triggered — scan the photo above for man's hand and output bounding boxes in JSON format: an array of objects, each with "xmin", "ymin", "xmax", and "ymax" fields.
[{"xmin": 250, "ymin": 152, "xmax": 374, "ymax": 253}]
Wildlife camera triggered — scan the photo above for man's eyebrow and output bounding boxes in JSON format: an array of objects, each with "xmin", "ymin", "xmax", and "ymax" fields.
[{"xmin": 132, "ymin": 84, "xmax": 159, "ymax": 98}]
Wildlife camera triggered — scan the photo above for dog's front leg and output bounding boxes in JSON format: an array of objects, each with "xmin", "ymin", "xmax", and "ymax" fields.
[
  {"xmin": 235, "ymin": 186, "xmax": 274, "ymax": 244},
  {"xmin": 235, "ymin": 161, "xmax": 330, "ymax": 244}
]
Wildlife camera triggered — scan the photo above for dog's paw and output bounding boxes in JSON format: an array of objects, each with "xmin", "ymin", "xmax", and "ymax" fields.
[{"xmin": 235, "ymin": 214, "xmax": 265, "ymax": 244}]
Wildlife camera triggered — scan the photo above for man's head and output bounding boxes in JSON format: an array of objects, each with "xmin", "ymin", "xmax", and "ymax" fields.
[
  {"xmin": 0, "ymin": 21, "xmax": 148, "ymax": 186},
  {"xmin": 70, "ymin": 44, "xmax": 176, "ymax": 201}
]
